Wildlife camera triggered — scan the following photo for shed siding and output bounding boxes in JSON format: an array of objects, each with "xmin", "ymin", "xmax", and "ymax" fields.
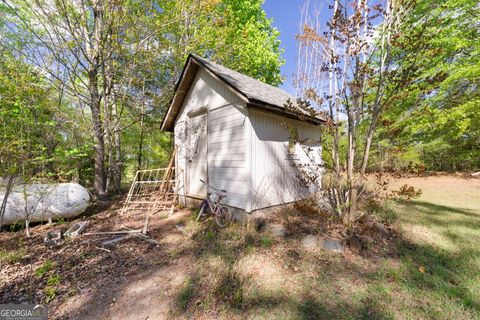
[
  {"xmin": 174, "ymin": 68, "xmax": 248, "ymax": 210},
  {"xmin": 249, "ymin": 109, "xmax": 323, "ymax": 211}
]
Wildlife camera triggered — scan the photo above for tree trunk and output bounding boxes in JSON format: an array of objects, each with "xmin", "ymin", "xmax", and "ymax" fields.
[
  {"xmin": 113, "ymin": 130, "xmax": 122, "ymax": 192},
  {"xmin": 104, "ymin": 91, "xmax": 112, "ymax": 193},
  {"xmin": 88, "ymin": 69, "xmax": 106, "ymax": 198},
  {"xmin": 112, "ymin": 97, "xmax": 122, "ymax": 193},
  {"xmin": 25, "ymin": 219, "xmax": 31, "ymax": 237},
  {"xmin": 138, "ymin": 112, "xmax": 145, "ymax": 171},
  {"xmin": 347, "ymin": 187, "xmax": 357, "ymax": 226},
  {"xmin": 346, "ymin": 114, "xmax": 357, "ymax": 226},
  {"xmin": 0, "ymin": 174, "xmax": 16, "ymax": 230},
  {"xmin": 86, "ymin": 1, "xmax": 107, "ymax": 198},
  {"xmin": 360, "ymin": 113, "xmax": 378, "ymax": 175}
]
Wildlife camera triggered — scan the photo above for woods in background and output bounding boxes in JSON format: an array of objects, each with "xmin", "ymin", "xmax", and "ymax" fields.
[
  {"xmin": 294, "ymin": 0, "xmax": 478, "ymax": 224},
  {"xmin": 296, "ymin": 0, "xmax": 478, "ymax": 175},
  {"xmin": 374, "ymin": 0, "xmax": 480, "ymax": 172},
  {"xmin": 0, "ymin": 0, "xmax": 284, "ymax": 197}
]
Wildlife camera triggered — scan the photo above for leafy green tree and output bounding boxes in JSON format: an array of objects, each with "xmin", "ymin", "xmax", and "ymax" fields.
[
  {"xmin": 0, "ymin": 53, "xmax": 58, "ymax": 178},
  {"xmin": 0, "ymin": 0, "xmax": 284, "ymax": 197},
  {"xmin": 161, "ymin": 0, "xmax": 284, "ymax": 86},
  {"xmin": 373, "ymin": 0, "xmax": 480, "ymax": 172},
  {"xmin": 0, "ymin": 51, "xmax": 93, "ymax": 182}
]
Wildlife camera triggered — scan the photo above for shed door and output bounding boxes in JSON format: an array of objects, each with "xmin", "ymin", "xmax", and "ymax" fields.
[{"xmin": 186, "ymin": 112, "xmax": 207, "ymax": 198}]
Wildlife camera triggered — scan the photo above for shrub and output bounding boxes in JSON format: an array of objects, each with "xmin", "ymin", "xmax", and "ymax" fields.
[{"xmin": 391, "ymin": 184, "xmax": 422, "ymax": 200}]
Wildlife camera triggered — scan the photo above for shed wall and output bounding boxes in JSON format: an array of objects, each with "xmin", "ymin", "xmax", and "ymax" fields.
[
  {"xmin": 249, "ymin": 109, "xmax": 323, "ymax": 211},
  {"xmin": 174, "ymin": 68, "xmax": 249, "ymax": 210}
]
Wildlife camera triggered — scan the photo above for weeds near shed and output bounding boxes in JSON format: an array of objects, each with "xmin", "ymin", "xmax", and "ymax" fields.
[
  {"xmin": 260, "ymin": 236, "xmax": 272, "ymax": 248},
  {"xmin": 35, "ymin": 259, "xmax": 54, "ymax": 277},
  {"xmin": 215, "ymin": 269, "xmax": 244, "ymax": 309},
  {"xmin": 191, "ymin": 208, "xmax": 200, "ymax": 221},
  {"xmin": 0, "ymin": 247, "xmax": 26, "ymax": 264},
  {"xmin": 177, "ymin": 277, "xmax": 197, "ymax": 310},
  {"xmin": 34, "ymin": 259, "xmax": 61, "ymax": 303},
  {"xmin": 206, "ymin": 230, "xmax": 216, "ymax": 240},
  {"xmin": 44, "ymin": 273, "xmax": 61, "ymax": 303}
]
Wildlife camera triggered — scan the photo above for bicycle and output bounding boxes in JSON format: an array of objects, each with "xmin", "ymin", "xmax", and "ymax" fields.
[{"xmin": 196, "ymin": 179, "xmax": 232, "ymax": 227}]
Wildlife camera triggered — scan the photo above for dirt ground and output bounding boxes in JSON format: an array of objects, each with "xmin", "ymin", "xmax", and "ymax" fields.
[
  {"xmin": 1, "ymin": 174, "xmax": 479, "ymax": 319},
  {"xmin": 0, "ymin": 199, "xmax": 200, "ymax": 319}
]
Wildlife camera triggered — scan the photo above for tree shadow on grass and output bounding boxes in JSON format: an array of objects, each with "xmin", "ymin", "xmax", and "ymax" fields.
[
  {"xmin": 399, "ymin": 200, "xmax": 480, "ymax": 245},
  {"xmin": 170, "ymin": 220, "xmax": 405, "ymax": 319},
  {"xmin": 189, "ymin": 206, "xmax": 479, "ymax": 317},
  {"xmin": 408, "ymin": 200, "xmax": 479, "ymax": 219},
  {"xmin": 297, "ymin": 295, "xmax": 395, "ymax": 320},
  {"xmin": 394, "ymin": 199, "xmax": 480, "ymax": 314},
  {"xmin": 396, "ymin": 240, "xmax": 480, "ymax": 313}
]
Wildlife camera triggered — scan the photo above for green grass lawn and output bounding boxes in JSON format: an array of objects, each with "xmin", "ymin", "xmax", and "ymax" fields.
[
  {"xmin": 173, "ymin": 176, "xmax": 480, "ymax": 319},
  {"xmin": 390, "ymin": 176, "xmax": 480, "ymax": 319}
]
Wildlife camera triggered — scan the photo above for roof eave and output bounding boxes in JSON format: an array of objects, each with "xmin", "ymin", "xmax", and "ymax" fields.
[
  {"xmin": 247, "ymin": 100, "xmax": 325, "ymax": 126},
  {"xmin": 160, "ymin": 55, "xmax": 199, "ymax": 132}
]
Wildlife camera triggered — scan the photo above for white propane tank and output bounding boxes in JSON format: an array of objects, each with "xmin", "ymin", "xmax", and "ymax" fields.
[{"xmin": 0, "ymin": 183, "xmax": 90, "ymax": 225}]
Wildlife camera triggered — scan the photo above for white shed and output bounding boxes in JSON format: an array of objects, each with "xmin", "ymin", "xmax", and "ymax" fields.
[{"xmin": 161, "ymin": 55, "xmax": 325, "ymax": 213}]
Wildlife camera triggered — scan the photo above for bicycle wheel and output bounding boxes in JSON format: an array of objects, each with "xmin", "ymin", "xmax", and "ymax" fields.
[
  {"xmin": 197, "ymin": 201, "xmax": 208, "ymax": 222},
  {"xmin": 214, "ymin": 205, "xmax": 232, "ymax": 228}
]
